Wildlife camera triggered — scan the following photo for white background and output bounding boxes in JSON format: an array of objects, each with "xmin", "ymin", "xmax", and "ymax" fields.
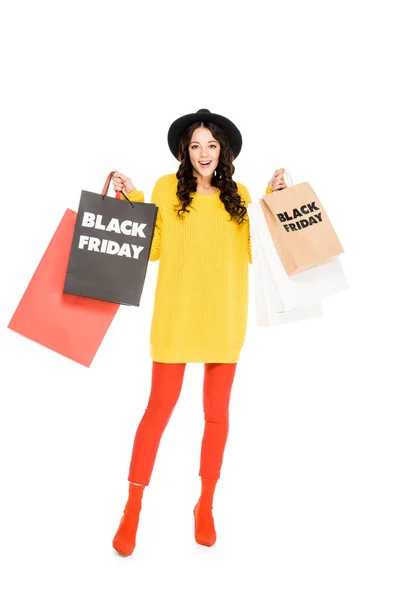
[{"xmin": 1, "ymin": 1, "xmax": 399, "ymax": 599}]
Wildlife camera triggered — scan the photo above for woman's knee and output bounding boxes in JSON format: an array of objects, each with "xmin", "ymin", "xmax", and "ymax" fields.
[
  {"xmin": 142, "ymin": 398, "xmax": 176, "ymax": 428},
  {"xmin": 203, "ymin": 400, "xmax": 230, "ymax": 424}
]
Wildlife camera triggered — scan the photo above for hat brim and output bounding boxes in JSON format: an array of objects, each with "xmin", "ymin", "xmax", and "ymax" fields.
[{"xmin": 167, "ymin": 111, "xmax": 242, "ymax": 161}]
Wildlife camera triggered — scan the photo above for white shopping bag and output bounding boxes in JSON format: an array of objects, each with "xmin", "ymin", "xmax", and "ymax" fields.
[
  {"xmin": 251, "ymin": 209, "xmax": 323, "ymax": 326},
  {"xmin": 248, "ymin": 202, "xmax": 348, "ymax": 312}
]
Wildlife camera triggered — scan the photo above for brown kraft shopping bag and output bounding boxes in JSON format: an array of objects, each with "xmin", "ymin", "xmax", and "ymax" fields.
[{"xmin": 260, "ymin": 172, "xmax": 344, "ymax": 275}]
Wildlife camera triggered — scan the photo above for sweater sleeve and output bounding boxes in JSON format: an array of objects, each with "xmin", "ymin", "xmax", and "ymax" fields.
[
  {"xmin": 238, "ymin": 184, "xmax": 274, "ymax": 265},
  {"xmin": 124, "ymin": 186, "xmax": 162, "ymax": 262},
  {"xmin": 237, "ymin": 183, "xmax": 253, "ymax": 264}
]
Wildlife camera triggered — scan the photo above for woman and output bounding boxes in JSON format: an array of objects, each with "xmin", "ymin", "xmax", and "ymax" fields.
[{"xmin": 111, "ymin": 108, "xmax": 287, "ymax": 556}]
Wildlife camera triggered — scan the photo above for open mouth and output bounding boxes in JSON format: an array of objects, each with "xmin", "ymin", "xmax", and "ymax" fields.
[{"xmin": 199, "ymin": 161, "xmax": 212, "ymax": 168}]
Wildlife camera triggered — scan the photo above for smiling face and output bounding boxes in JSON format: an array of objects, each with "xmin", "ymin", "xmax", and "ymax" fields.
[{"xmin": 188, "ymin": 127, "xmax": 221, "ymax": 181}]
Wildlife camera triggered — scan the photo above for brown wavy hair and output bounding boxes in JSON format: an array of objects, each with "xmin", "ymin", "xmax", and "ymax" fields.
[{"xmin": 175, "ymin": 120, "xmax": 248, "ymax": 225}]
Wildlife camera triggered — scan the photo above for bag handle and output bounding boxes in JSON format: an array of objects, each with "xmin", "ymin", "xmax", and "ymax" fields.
[
  {"xmin": 282, "ymin": 168, "xmax": 294, "ymax": 188},
  {"xmin": 101, "ymin": 171, "xmax": 135, "ymax": 208}
]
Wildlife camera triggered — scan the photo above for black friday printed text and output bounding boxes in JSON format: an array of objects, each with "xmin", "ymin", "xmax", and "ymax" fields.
[
  {"xmin": 78, "ymin": 211, "xmax": 146, "ymax": 259},
  {"xmin": 277, "ymin": 201, "xmax": 323, "ymax": 232}
]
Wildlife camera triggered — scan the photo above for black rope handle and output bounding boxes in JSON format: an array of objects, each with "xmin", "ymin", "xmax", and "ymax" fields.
[{"xmin": 101, "ymin": 171, "xmax": 135, "ymax": 209}]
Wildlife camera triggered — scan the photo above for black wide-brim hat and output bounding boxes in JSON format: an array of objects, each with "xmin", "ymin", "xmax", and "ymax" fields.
[{"xmin": 167, "ymin": 108, "xmax": 242, "ymax": 161}]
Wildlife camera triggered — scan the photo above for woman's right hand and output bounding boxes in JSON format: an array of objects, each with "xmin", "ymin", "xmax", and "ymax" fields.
[
  {"xmin": 268, "ymin": 168, "xmax": 287, "ymax": 192},
  {"xmin": 111, "ymin": 171, "xmax": 136, "ymax": 195}
]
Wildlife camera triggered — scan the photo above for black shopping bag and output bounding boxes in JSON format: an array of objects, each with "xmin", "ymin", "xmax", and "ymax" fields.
[{"xmin": 63, "ymin": 172, "xmax": 158, "ymax": 305}]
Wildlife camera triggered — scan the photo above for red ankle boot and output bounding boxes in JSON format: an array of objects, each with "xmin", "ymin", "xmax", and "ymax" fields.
[
  {"xmin": 194, "ymin": 478, "xmax": 217, "ymax": 547},
  {"xmin": 113, "ymin": 483, "xmax": 144, "ymax": 556}
]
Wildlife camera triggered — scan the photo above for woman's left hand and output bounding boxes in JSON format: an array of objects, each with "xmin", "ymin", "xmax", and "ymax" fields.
[{"xmin": 268, "ymin": 168, "xmax": 288, "ymax": 192}]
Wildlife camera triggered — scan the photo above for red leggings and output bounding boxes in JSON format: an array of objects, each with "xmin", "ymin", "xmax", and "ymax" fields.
[{"xmin": 128, "ymin": 361, "xmax": 237, "ymax": 485}]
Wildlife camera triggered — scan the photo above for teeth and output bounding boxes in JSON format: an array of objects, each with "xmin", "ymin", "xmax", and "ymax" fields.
[{"xmin": 200, "ymin": 161, "xmax": 211, "ymax": 165}]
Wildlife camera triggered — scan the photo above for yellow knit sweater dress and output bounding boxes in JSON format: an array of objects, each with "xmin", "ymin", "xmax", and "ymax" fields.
[{"xmin": 125, "ymin": 173, "xmax": 254, "ymax": 363}]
